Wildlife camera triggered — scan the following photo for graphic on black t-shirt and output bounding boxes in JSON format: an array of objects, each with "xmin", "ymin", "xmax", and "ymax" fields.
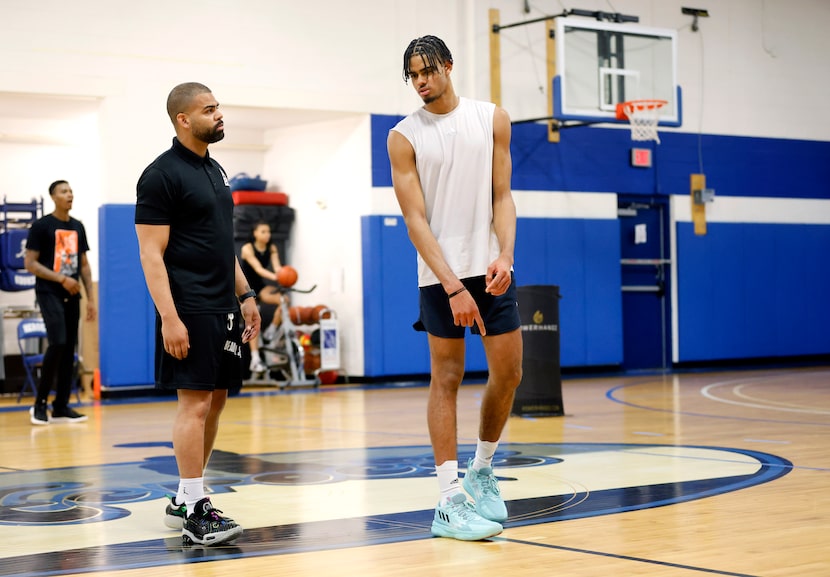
[{"xmin": 53, "ymin": 229, "xmax": 79, "ymax": 276}]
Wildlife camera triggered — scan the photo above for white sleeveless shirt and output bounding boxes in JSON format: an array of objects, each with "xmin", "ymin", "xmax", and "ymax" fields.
[{"xmin": 392, "ymin": 97, "xmax": 501, "ymax": 287}]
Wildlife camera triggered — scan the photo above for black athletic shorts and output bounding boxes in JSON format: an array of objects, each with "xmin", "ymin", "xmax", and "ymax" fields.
[
  {"xmin": 414, "ymin": 273, "xmax": 521, "ymax": 338},
  {"xmin": 155, "ymin": 312, "xmax": 243, "ymax": 391}
]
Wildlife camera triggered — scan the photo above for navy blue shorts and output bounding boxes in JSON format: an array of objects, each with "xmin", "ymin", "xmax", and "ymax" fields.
[
  {"xmin": 155, "ymin": 312, "xmax": 242, "ymax": 391},
  {"xmin": 415, "ymin": 274, "xmax": 521, "ymax": 338}
]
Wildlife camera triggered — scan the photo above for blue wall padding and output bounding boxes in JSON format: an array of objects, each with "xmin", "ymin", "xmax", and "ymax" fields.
[
  {"xmin": 515, "ymin": 217, "xmax": 624, "ymax": 367},
  {"xmin": 373, "ymin": 114, "xmax": 830, "ymax": 200},
  {"xmin": 361, "ymin": 215, "xmax": 622, "ymax": 376},
  {"xmin": 676, "ymin": 222, "xmax": 830, "ymax": 361},
  {"xmin": 361, "ymin": 215, "xmax": 487, "ymax": 377},
  {"xmin": 361, "ymin": 215, "xmax": 427, "ymax": 377},
  {"xmin": 98, "ymin": 204, "xmax": 155, "ymax": 387},
  {"xmin": 371, "ymin": 115, "xmax": 400, "ymax": 190}
]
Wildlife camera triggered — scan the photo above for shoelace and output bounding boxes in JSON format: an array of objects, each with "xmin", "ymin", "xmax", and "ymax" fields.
[
  {"xmin": 450, "ymin": 500, "xmax": 482, "ymax": 521},
  {"xmin": 473, "ymin": 472, "xmax": 500, "ymax": 496},
  {"xmin": 202, "ymin": 504, "xmax": 229, "ymax": 522}
]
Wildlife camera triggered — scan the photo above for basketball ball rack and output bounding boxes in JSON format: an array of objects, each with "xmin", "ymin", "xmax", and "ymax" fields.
[{"xmin": 248, "ymin": 283, "xmax": 326, "ymax": 389}]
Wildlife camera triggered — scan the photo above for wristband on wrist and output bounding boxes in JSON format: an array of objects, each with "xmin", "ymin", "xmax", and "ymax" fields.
[
  {"xmin": 447, "ymin": 286, "xmax": 467, "ymax": 299},
  {"xmin": 238, "ymin": 290, "xmax": 257, "ymax": 304}
]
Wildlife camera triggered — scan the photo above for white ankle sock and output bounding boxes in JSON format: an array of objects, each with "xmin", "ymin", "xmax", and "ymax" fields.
[
  {"xmin": 472, "ymin": 439, "xmax": 499, "ymax": 471},
  {"xmin": 435, "ymin": 460, "xmax": 462, "ymax": 503},
  {"xmin": 177, "ymin": 477, "xmax": 205, "ymax": 515}
]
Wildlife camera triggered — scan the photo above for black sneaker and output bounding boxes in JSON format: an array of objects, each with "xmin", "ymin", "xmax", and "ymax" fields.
[
  {"xmin": 30, "ymin": 403, "xmax": 49, "ymax": 426},
  {"xmin": 51, "ymin": 406, "xmax": 89, "ymax": 423},
  {"xmin": 164, "ymin": 495, "xmax": 187, "ymax": 529},
  {"xmin": 182, "ymin": 498, "xmax": 242, "ymax": 546}
]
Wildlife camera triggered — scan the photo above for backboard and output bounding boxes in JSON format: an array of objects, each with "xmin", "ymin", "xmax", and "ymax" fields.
[{"xmin": 553, "ymin": 18, "xmax": 681, "ymax": 126}]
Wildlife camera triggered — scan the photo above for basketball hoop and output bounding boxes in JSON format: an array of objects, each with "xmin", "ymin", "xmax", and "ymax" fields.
[{"xmin": 615, "ymin": 99, "xmax": 667, "ymax": 143}]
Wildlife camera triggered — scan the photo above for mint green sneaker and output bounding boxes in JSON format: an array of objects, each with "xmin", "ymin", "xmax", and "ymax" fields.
[
  {"xmin": 430, "ymin": 493, "xmax": 503, "ymax": 540},
  {"xmin": 462, "ymin": 458, "xmax": 508, "ymax": 522}
]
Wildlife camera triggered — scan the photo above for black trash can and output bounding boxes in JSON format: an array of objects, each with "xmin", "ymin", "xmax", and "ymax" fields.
[{"xmin": 512, "ymin": 285, "xmax": 564, "ymax": 416}]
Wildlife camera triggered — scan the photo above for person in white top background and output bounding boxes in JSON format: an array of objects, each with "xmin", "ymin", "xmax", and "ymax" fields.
[{"xmin": 387, "ymin": 35, "xmax": 523, "ymax": 541}]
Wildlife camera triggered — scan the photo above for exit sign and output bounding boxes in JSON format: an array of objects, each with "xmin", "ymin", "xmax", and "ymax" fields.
[{"xmin": 630, "ymin": 147, "xmax": 652, "ymax": 168}]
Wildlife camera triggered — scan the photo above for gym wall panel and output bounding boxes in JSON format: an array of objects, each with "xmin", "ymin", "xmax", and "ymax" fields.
[
  {"xmin": 361, "ymin": 215, "xmax": 428, "ymax": 377},
  {"xmin": 371, "ymin": 115, "xmax": 399, "ymax": 189},
  {"xmin": 676, "ymin": 222, "xmax": 830, "ymax": 361},
  {"xmin": 515, "ymin": 217, "xmax": 623, "ymax": 367},
  {"xmin": 361, "ymin": 214, "xmax": 623, "ymax": 377},
  {"xmin": 98, "ymin": 204, "xmax": 154, "ymax": 388}
]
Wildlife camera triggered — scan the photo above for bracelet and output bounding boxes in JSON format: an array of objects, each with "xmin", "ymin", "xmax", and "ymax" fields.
[
  {"xmin": 238, "ymin": 290, "xmax": 257, "ymax": 304},
  {"xmin": 447, "ymin": 286, "xmax": 467, "ymax": 299}
]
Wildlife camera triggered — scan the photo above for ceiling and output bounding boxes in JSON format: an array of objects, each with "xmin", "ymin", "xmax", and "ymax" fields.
[{"xmin": 0, "ymin": 91, "xmax": 357, "ymax": 128}]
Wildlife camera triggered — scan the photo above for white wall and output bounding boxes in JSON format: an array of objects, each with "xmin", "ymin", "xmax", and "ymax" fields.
[
  {"xmin": 1, "ymin": 0, "xmax": 828, "ymax": 370},
  {"xmin": 258, "ymin": 115, "xmax": 371, "ymax": 375}
]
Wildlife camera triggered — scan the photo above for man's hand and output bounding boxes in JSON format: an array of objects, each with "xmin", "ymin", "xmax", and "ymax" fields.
[
  {"xmin": 85, "ymin": 302, "xmax": 96, "ymax": 322},
  {"xmin": 240, "ymin": 299, "xmax": 261, "ymax": 344},
  {"xmin": 449, "ymin": 288, "xmax": 486, "ymax": 336},
  {"xmin": 162, "ymin": 316, "xmax": 189, "ymax": 360},
  {"xmin": 485, "ymin": 256, "xmax": 513, "ymax": 296},
  {"xmin": 61, "ymin": 276, "xmax": 81, "ymax": 295}
]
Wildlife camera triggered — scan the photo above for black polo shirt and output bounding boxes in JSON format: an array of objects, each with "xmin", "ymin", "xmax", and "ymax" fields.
[{"xmin": 135, "ymin": 137, "xmax": 236, "ymax": 314}]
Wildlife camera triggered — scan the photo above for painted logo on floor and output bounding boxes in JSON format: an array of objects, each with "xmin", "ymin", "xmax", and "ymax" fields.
[{"xmin": 0, "ymin": 442, "xmax": 791, "ymax": 576}]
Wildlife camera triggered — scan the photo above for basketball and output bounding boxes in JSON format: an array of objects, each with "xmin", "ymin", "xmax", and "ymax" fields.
[
  {"xmin": 318, "ymin": 370, "xmax": 338, "ymax": 385},
  {"xmin": 300, "ymin": 306, "xmax": 316, "ymax": 325},
  {"xmin": 311, "ymin": 304, "xmax": 328, "ymax": 322},
  {"xmin": 277, "ymin": 265, "xmax": 298, "ymax": 287},
  {"xmin": 288, "ymin": 306, "xmax": 304, "ymax": 324}
]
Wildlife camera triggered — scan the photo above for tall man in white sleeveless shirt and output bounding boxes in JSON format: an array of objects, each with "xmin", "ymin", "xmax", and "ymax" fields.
[{"xmin": 388, "ymin": 35, "xmax": 523, "ymax": 541}]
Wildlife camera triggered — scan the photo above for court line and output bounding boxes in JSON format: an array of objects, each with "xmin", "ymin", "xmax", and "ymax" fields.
[
  {"xmin": 731, "ymin": 382, "xmax": 829, "ymax": 411},
  {"xmin": 605, "ymin": 382, "xmax": 830, "ymax": 427},
  {"xmin": 499, "ymin": 536, "xmax": 760, "ymax": 577},
  {"xmin": 702, "ymin": 380, "xmax": 830, "ymax": 415}
]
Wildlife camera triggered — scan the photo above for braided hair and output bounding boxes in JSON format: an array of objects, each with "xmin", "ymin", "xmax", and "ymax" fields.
[{"xmin": 402, "ymin": 35, "xmax": 453, "ymax": 83}]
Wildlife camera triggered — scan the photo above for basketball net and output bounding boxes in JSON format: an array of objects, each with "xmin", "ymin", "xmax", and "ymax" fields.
[{"xmin": 616, "ymin": 99, "xmax": 667, "ymax": 144}]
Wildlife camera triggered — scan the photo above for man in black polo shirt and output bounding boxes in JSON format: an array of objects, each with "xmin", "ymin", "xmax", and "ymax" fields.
[{"xmin": 135, "ymin": 82, "xmax": 261, "ymax": 547}]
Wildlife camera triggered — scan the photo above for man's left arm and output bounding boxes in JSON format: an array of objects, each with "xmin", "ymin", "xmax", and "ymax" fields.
[{"xmin": 487, "ymin": 105, "xmax": 517, "ymax": 296}]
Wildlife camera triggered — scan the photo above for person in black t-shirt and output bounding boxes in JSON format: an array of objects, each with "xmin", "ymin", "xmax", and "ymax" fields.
[
  {"xmin": 24, "ymin": 180, "xmax": 96, "ymax": 425},
  {"xmin": 135, "ymin": 82, "xmax": 259, "ymax": 547},
  {"xmin": 239, "ymin": 220, "xmax": 285, "ymax": 374}
]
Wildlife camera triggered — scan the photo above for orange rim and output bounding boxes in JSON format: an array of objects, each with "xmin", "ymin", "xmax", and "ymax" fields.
[{"xmin": 615, "ymin": 99, "xmax": 668, "ymax": 120}]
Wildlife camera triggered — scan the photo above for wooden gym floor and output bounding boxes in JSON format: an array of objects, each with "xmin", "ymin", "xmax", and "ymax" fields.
[{"xmin": 0, "ymin": 366, "xmax": 827, "ymax": 576}]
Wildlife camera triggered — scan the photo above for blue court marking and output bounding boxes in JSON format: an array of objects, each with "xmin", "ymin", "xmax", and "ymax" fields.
[
  {"xmin": 499, "ymin": 537, "xmax": 760, "ymax": 577},
  {"xmin": 606, "ymin": 382, "xmax": 830, "ymax": 427},
  {"xmin": 0, "ymin": 442, "xmax": 791, "ymax": 576}
]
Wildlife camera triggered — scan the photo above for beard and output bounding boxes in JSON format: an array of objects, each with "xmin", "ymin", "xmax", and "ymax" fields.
[{"xmin": 193, "ymin": 123, "xmax": 225, "ymax": 144}]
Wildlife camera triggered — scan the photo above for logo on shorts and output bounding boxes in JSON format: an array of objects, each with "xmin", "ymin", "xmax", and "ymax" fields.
[{"xmin": 224, "ymin": 340, "xmax": 241, "ymax": 358}]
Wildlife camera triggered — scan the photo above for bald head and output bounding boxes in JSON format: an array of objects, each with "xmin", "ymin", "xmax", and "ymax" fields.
[{"xmin": 166, "ymin": 82, "xmax": 212, "ymax": 125}]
